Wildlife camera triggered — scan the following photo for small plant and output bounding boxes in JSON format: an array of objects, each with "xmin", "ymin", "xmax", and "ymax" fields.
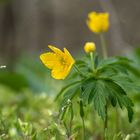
[{"xmin": 40, "ymin": 11, "xmax": 139, "ymax": 140}]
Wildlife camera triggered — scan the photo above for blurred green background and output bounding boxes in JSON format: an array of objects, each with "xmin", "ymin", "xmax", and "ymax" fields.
[{"xmin": 0, "ymin": 0, "xmax": 140, "ymax": 139}]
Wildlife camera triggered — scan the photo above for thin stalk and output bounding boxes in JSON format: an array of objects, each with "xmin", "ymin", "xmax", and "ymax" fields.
[
  {"xmin": 104, "ymin": 104, "xmax": 108, "ymax": 140},
  {"xmin": 100, "ymin": 34, "xmax": 108, "ymax": 59},
  {"xmin": 90, "ymin": 52, "xmax": 95, "ymax": 71},
  {"xmin": 79, "ymin": 100, "xmax": 86, "ymax": 140},
  {"xmin": 82, "ymin": 117, "xmax": 86, "ymax": 140},
  {"xmin": 115, "ymin": 108, "xmax": 119, "ymax": 133},
  {"xmin": 69, "ymin": 104, "xmax": 74, "ymax": 137}
]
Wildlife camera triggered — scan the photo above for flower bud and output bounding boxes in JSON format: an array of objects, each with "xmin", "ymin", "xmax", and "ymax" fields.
[
  {"xmin": 84, "ymin": 42, "xmax": 96, "ymax": 53},
  {"xmin": 87, "ymin": 12, "xmax": 109, "ymax": 33}
]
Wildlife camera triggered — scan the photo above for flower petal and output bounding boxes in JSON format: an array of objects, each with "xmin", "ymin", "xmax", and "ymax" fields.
[
  {"xmin": 48, "ymin": 45, "xmax": 64, "ymax": 56},
  {"xmin": 88, "ymin": 12, "xmax": 97, "ymax": 19},
  {"xmin": 51, "ymin": 66, "xmax": 69, "ymax": 79},
  {"xmin": 64, "ymin": 48, "xmax": 75, "ymax": 64},
  {"xmin": 40, "ymin": 52, "xmax": 59, "ymax": 69}
]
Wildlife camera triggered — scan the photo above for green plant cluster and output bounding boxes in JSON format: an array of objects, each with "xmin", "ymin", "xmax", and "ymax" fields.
[
  {"xmin": 56, "ymin": 52, "xmax": 140, "ymax": 139},
  {"xmin": 0, "ymin": 50, "xmax": 140, "ymax": 139}
]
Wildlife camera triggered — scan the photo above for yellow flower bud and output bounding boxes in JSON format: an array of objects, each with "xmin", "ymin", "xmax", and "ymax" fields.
[
  {"xmin": 87, "ymin": 11, "xmax": 109, "ymax": 34},
  {"xmin": 84, "ymin": 42, "xmax": 96, "ymax": 53}
]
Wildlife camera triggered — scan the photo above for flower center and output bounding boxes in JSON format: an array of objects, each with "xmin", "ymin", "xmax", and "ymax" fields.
[{"xmin": 60, "ymin": 58, "xmax": 66, "ymax": 65}]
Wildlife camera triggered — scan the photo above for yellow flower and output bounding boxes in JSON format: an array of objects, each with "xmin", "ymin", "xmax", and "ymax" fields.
[
  {"xmin": 84, "ymin": 42, "xmax": 96, "ymax": 53},
  {"xmin": 40, "ymin": 45, "xmax": 75, "ymax": 80},
  {"xmin": 87, "ymin": 11, "xmax": 109, "ymax": 33}
]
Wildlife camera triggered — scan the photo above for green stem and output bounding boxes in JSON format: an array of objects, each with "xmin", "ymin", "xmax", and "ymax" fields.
[
  {"xmin": 115, "ymin": 108, "xmax": 119, "ymax": 133},
  {"xmin": 82, "ymin": 117, "xmax": 86, "ymax": 140},
  {"xmin": 63, "ymin": 122, "xmax": 70, "ymax": 138},
  {"xmin": 90, "ymin": 52, "xmax": 95, "ymax": 71},
  {"xmin": 74, "ymin": 64, "xmax": 86, "ymax": 78},
  {"xmin": 100, "ymin": 34, "xmax": 108, "ymax": 59},
  {"xmin": 69, "ymin": 104, "xmax": 73, "ymax": 137},
  {"xmin": 104, "ymin": 104, "xmax": 108, "ymax": 140}
]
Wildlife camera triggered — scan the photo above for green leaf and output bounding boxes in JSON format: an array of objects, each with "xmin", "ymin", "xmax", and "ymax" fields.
[
  {"xmin": 55, "ymin": 81, "xmax": 81, "ymax": 101},
  {"xmin": 81, "ymin": 78, "xmax": 108, "ymax": 120},
  {"xmin": 81, "ymin": 78, "xmax": 96, "ymax": 104},
  {"xmin": 60, "ymin": 86, "xmax": 80, "ymax": 108},
  {"xmin": 97, "ymin": 57, "xmax": 120, "ymax": 70},
  {"xmin": 70, "ymin": 104, "xmax": 74, "ymax": 122},
  {"xmin": 97, "ymin": 56, "xmax": 131, "ymax": 70},
  {"xmin": 98, "ymin": 66, "xmax": 118, "ymax": 78},
  {"xmin": 79, "ymin": 100, "xmax": 84, "ymax": 118},
  {"xmin": 92, "ymin": 80, "xmax": 107, "ymax": 120},
  {"xmin": 75, "ymin": 60, "xmax": 87, "ymax": 68},
  {"xmin": 103, "ymin": 80, "xmax": 126, "ymax": 107},
  {"xmin": 103, "ymin": 79, "xmax": 134, "ymax": 122},
  {"xmin": 59, "ymin": 106, "xmax": 68, "ymax": 120},
  {"xmin": 110, "ymin": 75, "xmax": 140, "ymax": 92},
  {"xmin": 94, "ymin": 53, "xmax": 101, "ymax": 69},
  {"xmin": 112, "ymin": 64, "xmax": 128, "ymax": 74},
  {"xmin": 127, "ymin": 106, "xmax": 133, "ymax": 122}
]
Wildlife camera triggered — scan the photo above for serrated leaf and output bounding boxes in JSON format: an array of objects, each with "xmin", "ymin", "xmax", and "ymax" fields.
[
  {"xmin": 92, "ymin": 80, "xmax": 107, "ymax": 120},
  {"xmin": 110, "ymin": 75, "xmax": 140, "ymax": 92},
  {"xmin": 81, "ymin": 78, "xmax": 107, "ymax": 120},
  {"xmin": 103, "ymin": 80, "xmax": 126, "ymax": 107},
  {"xmin": 103, "ymin": 79, "xmax": 134, "ymax": 122},
  {"xmin": 97, "ymin": 56, "xmax": 131, "ymax": 70},
  {"xmin": 112, "ymin": 64, "xmax": 128, "ymax": 74},
  {"xmin": 81, "ymin": 78, "xmax": 96, "ymax": 104},
  {"xmin": 98, "ymin": 66, "xmax": 118, "ymax": 78},
  {"xmin": 97, "ymin": 57, "xmax": 120, "ymax": 70}
]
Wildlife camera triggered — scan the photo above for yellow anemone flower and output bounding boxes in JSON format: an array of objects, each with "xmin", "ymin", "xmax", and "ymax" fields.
[
  {"xmin": 87, "ymin": 11, "xmax": 109, "ymax": 33},
  {"xmin": 84, "ymin": 42, "xmax": 96, "ymax": 53},
  {"xmin": 40, "ymin": 45, "xmax": 75, "ymax": 80}
]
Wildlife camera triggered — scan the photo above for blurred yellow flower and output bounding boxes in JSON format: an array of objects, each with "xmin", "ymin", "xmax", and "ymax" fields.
[
  {"xmin": 87, "ymin": 11, "xmax": 109, "ymax": 33},
  {"xmin": 84, "ymin": 42, "xmax": 96, "ymax": 53},
  {"xmin": 40, "ymin": 45, "xmax": 75, "ymax": 80}
]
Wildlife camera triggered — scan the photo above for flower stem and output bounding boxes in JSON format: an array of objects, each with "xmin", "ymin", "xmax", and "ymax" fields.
[
  {"xmin": 115, "ymin": 108, "xmax": 119, "ymax": 133},
  {"xmin": 82, "ymin": 117, "xmax": 86, "ymax": 140},
  {"xmin": 90, "ymin": 52, "xmax": 95, "ymax": 71},
  {"xmin": 104, "ymin": 104, "xmax": 108, "ymax": 140},
  {"xmin": 69, "ymin": 104, "xmax": 73, "ymax": 137},
  {"xmin": 100, "ymin": 34, "xmax": 108, "ymax": 59}
]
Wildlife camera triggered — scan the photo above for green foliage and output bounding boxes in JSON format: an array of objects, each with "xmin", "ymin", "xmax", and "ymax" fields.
[{"xmin": 58, "ymin": 53, "xmax": 139, "ymax": 123}]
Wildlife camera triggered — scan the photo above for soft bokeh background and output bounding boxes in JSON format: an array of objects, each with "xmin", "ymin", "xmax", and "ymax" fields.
[
  {"xmin": 0, "ymin": 0, "xmax": 140, "ymax": 139},
  {"xmin": 0, "ymin": 0, "xmax": 140, "ymax": 61}
]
